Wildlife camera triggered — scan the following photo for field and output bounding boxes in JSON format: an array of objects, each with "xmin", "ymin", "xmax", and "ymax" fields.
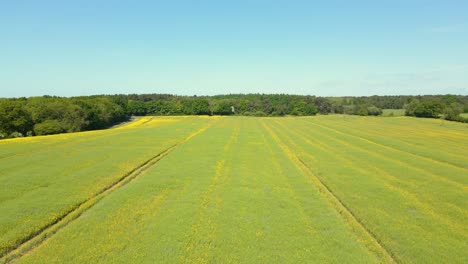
[
  {"xmin": 0, "ymin": 116, "xmax": 467, "ymax": 263},
  {"xmin": 382, "ymin": 109, "xmax": 405, "ymax": 116}
]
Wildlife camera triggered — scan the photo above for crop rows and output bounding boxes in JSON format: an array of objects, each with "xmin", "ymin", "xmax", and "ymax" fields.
[{"xmin": 0, "ymin": 116, "xmax": 466, "ymax": 263}]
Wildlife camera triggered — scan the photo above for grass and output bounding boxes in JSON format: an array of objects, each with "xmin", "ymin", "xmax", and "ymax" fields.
[
  {"xmin": 1, "ymin": 116, "xmax": 467, "ymax": 263},
  {"xmin": 382, "ymin": 109, "xmax": 405, "ymax": 116},
  {"xmin": 0, "ymin": 116, "xmax": 215, "ymax": 257},
  {"xmin": 460, "ymin": 113, "xmax": 468, "ymax": 118}
]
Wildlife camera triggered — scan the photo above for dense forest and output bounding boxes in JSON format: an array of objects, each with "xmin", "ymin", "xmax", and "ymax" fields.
[{"xmin": 1, "ymin": 94, "xmax": 467, "ymax": 138}]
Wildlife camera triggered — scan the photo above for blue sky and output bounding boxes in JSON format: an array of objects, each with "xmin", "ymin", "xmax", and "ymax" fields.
[{"xmin": 1, "ymin": 0, "xmax": 467, "ymax": 97}]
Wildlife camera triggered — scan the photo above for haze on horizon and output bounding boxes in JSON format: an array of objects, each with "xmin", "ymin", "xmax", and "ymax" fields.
[{"xmin": 1, "ymin": 0, "xmax": 467, "ymax": 98}]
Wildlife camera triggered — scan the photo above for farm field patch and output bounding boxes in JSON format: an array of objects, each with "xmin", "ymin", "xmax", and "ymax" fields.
[
  {"xmin": 0, "ymin": 116, "xmax": 214, "ymax": 257},
  {"xmin": 1, "ymin": 116, "xmax": 467, "ymax": 263},
  {"xmin": 382, "ymin": 109, "xmax": 405, "ymax": 116}
]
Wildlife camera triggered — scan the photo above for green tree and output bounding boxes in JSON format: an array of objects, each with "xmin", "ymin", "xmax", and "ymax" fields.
[
  {"xmin": 367, "ymin": 106, "xmax": 383, "ymax": 116},
  {"xmin": 127, "ymin": 100, "xmax": 147, "ymax": 115},
  {"xmin": 404, "ymin": 99, "xmax": 420, "ymax": 116},
  {"xmin": 192, "ymin": 99, "xmax": 210, "ymax": 115},
  {"xmin": 343, "ymin": 105, "xmax": 355, "ymax": 115},
  {"xmin": 304, "ymin": 102, "xmax": 318, "ymax": 115},
  {"xmin": 34, "ymin": 120, "xmax": 66, "ymax": 135},
  {"xmin": 444, "ymin": 102, "xmax": 463, "ymax": 120},
  {"xmin": 292, "ymin": 100, "xmax": 307, "ymax": 116},
  {"xmin": 213, "ymin": 100, "xmax": 233, "ymax": 115},
  {"xmin": 414, "ymin": 101, "xmax": 444, "ymax": 118},
  {"xmin": 0, "ymin": 99, "xmax": 33, "ymax": 137},
  {"xmin": 61, "ymin": 103, "xmax": 88, "ymax": 132},
  {"xmin": 355, "ymin": 105, "xmax": 368, "ymax": 116}
]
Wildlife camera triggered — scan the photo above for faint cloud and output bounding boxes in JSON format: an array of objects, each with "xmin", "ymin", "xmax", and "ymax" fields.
[
  {"xmin": 429, "ymin": 24, "xmax": 466, "ymax": 33},
  {"xmin": 360, "ymin": 65, "xmax": 468, "ymax": 95},
  {"xmin": 306, "ymin": 65, "xmax": 468, "ymax": 96}
]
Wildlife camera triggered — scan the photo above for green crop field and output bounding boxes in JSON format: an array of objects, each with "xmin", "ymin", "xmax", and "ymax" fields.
[
  {"xmin": 382, "ymin": 109, "xmax": 405, "ymax": 116},
  {"xmin": 1, "ymin": 116, "xmax": 467, "ymax": 263}
]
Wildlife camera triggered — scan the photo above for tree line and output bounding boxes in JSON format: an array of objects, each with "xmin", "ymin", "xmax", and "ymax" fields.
[
  {"xmin": 0, "ymin": 95, "xmax": 128, "ymax": 138},
  {"xmin": 1, "ymin": 94, "xmax": 467, "ymax": 138},
  {"xmin": 404, "ymin": 99, "xmax": 467, "ymax": 122},
  {"xmin": 328, "ymin": 95, "xmax": 468, "ymax": 122}
]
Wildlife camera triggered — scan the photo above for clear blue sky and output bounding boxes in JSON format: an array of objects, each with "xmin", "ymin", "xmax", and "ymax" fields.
[{"xmin": 1, "ymin": 0, "xmax": 467, "ymax": 97}]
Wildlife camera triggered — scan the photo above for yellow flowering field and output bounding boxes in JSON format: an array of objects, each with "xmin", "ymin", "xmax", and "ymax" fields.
[{"xmin": 1, "ymin": 116, "xmax": 467, "ymax": 263}]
